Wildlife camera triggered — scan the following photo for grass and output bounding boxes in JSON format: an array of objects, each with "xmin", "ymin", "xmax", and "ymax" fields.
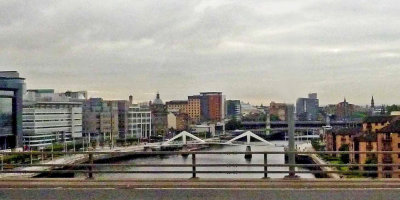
[{"xmin": 318, "ymin": 153, "xmax": 367, "ymax": 178}]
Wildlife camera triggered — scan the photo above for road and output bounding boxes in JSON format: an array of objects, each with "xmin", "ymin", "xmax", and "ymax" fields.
[{"xmin": 0, "ymin": 188, "xmax": 398, "ymax": 200}]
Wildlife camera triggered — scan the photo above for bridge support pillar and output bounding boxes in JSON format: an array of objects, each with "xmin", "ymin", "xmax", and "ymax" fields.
[
  {"xmin": 182, "ymin": 145, "xmax": 189, "ymax": 157},
  {"xmin": 245, "ymin": 146, "xmax": 252, "ymax": 159}
]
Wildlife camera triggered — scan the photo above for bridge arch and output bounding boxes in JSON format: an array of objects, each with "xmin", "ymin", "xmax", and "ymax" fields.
[
  {"xmin": 225, "ymin": 131, "xmax": 274, "ymax": 146},
  {"xmin": 163, "ymin": 131, "xmax": 205, "ymax": 145}
]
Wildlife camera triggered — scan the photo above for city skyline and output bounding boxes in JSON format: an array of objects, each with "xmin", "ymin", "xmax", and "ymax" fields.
[
  {"xmin": 7, "ymin": 71, "xmax": 390, "ymax": 107},
  {"xmin": 1, "ymin": 1, "xmax": 400, "ymax": 105}
]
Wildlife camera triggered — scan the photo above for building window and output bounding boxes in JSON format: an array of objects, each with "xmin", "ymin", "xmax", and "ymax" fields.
[{"xmin": 0, "ymin": 97, "xmax": 13, "ymax": 137}]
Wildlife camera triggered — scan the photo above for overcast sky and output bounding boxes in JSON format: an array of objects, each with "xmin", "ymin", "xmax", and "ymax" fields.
[{"xmin": 1, "ymin": 0, "xmax": 399, "ymax": 105}]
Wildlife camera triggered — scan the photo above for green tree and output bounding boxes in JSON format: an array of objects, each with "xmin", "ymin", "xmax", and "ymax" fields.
[
  {"xmin": 364, "ymin": 155, "xmax": 378, "ymax": 178},
  {"xmin": 270, "ymin": 114, "xmax": 280, "ymax": 121},
  {"xmin": 339, "ymin": 144, "xmax": 350, "ymax": 164},
  {"xmin": 386, "ymin": 105, "xmax": 400, "ymax": 114},
  {"xmin": 225, "ymin": 119, "xmax": 242, "ymax": 130}
]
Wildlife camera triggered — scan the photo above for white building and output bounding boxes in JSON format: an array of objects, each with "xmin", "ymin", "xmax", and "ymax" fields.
[
  {"xmin": 22, "ymin": 101, "xmax": 82, "ymax": 150},
  {"xmin": 127, "ymin": 104, "xmax": 152, "ymax": 139},
  {"xmin": 167, "ymin": 112, "xmax": 177, "ymax": 130}
]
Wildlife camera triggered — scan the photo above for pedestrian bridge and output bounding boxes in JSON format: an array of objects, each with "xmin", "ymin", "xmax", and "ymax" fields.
[{"xmin": 144, "ymin": 131, "xmax": 275, "ymax": 149}]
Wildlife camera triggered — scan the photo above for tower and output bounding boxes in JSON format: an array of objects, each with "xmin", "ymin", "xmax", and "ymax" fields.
[
  {"xmin": 371, "ymin": 96, "xmax": 375, "ymax": 108},
  {"xmin": 129, "ymin": 95, "xmax": 133, "ymax": 105}
]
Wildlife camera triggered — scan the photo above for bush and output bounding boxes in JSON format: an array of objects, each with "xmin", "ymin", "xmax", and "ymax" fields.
[
  {"xmin": 364, "ymin": 155, "xmax": 378, "ymax": 178},
  {"xmin": 338, "ymin": 144, "xmax": 350, "ymax": 164},
  {"xmin": 311, "ymin": 139, "xmax": 324, "ymax": 151}
]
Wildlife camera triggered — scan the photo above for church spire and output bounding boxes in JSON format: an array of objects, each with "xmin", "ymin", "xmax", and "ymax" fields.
[{"xmin": 371, "ymin": 96, "xmax": 375, "ymax": 108}]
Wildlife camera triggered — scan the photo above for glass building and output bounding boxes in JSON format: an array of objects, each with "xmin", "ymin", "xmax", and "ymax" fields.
[{"xmin": 0, "ymin": 71, "xmax": 25, "ymax": 149}]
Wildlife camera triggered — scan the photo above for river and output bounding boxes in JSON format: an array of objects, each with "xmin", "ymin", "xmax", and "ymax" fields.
[{"xmin": 80, "ymin": 141, "xmax": 315, "ymax": 179}]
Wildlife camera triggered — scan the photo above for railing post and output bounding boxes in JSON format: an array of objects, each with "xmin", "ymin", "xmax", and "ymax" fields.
[
  {"xmin": 192, "ymin": 153, "xmax": 196, "ymax": 178},
  {"xmin": 1, "ymin": 154, "xmax": 3, "ymax": 171},
  {"xmin": 51, "ymin": 144, "xmax": 54, "ymax": 160},
  {"xmin": 263, "ymin": 153, "xmax": 268, "ymax": 179},
  {"xmin": 286, "ymin": 105, "xmax": 298, "ymax": 179},
  {"xmin": 30, "ymin": 151, "xmax": 33, "ymax": 165},
  {"xmin": 88, "ymin": 150, "xmax": 94, "ymax": 179}
]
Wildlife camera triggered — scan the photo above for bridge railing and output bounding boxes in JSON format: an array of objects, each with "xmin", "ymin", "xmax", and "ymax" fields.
[{"xmin": 0, "ymin": 151, "xmax": 398, "ymax": 179}]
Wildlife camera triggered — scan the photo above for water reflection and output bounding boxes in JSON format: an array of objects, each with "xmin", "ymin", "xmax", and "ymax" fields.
[{"xmin": 91, "ymin": 141, "xmax": 315, "ymax": 179}]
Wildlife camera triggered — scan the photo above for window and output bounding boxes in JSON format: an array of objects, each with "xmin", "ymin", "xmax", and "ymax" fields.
[{"xmin": 0, "ymin": 97, "xmax": 13, "ymax": 136}]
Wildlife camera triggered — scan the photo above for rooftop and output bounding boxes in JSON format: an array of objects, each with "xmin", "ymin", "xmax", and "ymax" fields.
[
  {"xmin": 0, "ymin": 71, "xmax": 24, "ymax": 80},
  {"xmin": 166, "ymin": 100, "xmax": 188, "ymax": 105},
  {"xmin": 379, "ymin": 120, "xmax": 400, "ymax": 133},
  {"xmin": 332, "ymin": 127, "xmax": 362, "ymax": 135},
  {"xmin": 352, "ymin": 132, "xmax": 377, "ymax": 142}
]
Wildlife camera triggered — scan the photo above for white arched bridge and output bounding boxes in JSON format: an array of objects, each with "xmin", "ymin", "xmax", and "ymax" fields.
[{"xmin": 144, "ymin": 131, "xmax": 275, "ymax": 150}]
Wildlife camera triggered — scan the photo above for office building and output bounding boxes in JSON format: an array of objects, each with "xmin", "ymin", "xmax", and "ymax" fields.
[
  {"xmin": 22, "ymin": 99, "xmax": 82, "ymax": 150},
  {"xmin": 0, "ymin": 71, "xmax": 25, "ymax": 149},
  {"xmin": 115, "ymin": 100, "xmax": 130, "ymax": 138},
  {"xmin": 82, "ymin": 98, "xmax": 114, "ymax": 141},
  {"xmin": 187, "ymin": 95, "xmax": 201, "ymax": 123},
  {"xmin": 127, "ymin": 104, "xmax": 152, "ymax": 139},
  {"xmin": 296, "ymin": 93, "xmax": 319, "ymax": 121},
  {"xmin": 226, "ymin": 100, "xmax": 241, "ymax": 121},
  {"xmin": 199, "ymin": 92, "xmax": 225, "ymax": 122},
  {"xmin": 166, "ymin": 100, "xmax": 188, "ymax": 113},
  {"xmin": 64, "ymin": 91, "xmax": 88, "ymax": 100}
]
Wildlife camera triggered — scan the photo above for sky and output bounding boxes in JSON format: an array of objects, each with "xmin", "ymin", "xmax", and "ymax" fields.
[{"xmin": 1, "ymin": 0, "xmax": 400, "ymax": 106}]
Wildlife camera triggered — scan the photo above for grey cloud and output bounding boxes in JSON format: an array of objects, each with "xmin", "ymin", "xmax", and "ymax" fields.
[{"xmin": 1, "ymin": 0, "xmax": 400, "ymax": 105}]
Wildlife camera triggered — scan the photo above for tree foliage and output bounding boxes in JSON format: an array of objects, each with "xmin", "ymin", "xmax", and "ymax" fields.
[
  {"xmin": 225, "ymin": 119, "xmax": 243, "ymax": 130},
  {"xmin": 339, "ymin": 144, "xmax": 350, "ymax": 164},
  {"xmin": 270, "ymin": 114, "xmax": 280, "ymax": 121},
  {"xmin": 386, "ymin": 104, "xmax": 400, "ymax": 114}
]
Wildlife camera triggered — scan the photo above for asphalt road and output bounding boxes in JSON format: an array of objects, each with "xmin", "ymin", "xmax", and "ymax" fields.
[{"xmin": 0, "ymin": 188, "xmax": 399, "ymax": 200}]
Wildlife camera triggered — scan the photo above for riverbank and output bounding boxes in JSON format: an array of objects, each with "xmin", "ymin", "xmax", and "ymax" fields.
[{"xmin": 294, "ymin": 143, "xmax": 341, "ymax": 179}]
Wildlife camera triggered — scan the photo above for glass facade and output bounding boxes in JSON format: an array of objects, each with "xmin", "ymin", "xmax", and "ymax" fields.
[{"xmin": 0, "ymin": 97, "xmax": 13, "ymax": 136}]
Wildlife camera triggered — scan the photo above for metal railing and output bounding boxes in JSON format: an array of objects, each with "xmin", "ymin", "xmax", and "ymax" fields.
[{"xmin": 0, "ymin": 151, "xmax": 399, "ymax": 179}]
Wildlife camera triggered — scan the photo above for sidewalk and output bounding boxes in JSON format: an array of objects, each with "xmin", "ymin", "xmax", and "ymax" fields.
[
  {"xmin": 0, "ymin": 144, "xmax": 146, "ymax": 179},
  {"xmin": 297, "ymin": 143, "xmax": 341, "ymax": 179}
]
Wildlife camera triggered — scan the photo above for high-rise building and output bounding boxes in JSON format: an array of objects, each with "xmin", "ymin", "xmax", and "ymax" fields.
[
  {"xmin": 296, "ymin": 93, "xmax": 319, "ymax": 121},
  {"xmin": 199, "ymin": 92, "xmax": 225, "ymax": 122},
  {"xmin": 0, "ymin": 71, "xmax": 25, "ymax": 149},
  {"xmin": 226, "ymin": 100, "xmax": 241, "ymax": 121}
]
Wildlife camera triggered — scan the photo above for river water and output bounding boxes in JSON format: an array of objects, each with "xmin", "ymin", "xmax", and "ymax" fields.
[{"xmin": 87, "ymin": 141, "xmax": 315, "ymax": 179}]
